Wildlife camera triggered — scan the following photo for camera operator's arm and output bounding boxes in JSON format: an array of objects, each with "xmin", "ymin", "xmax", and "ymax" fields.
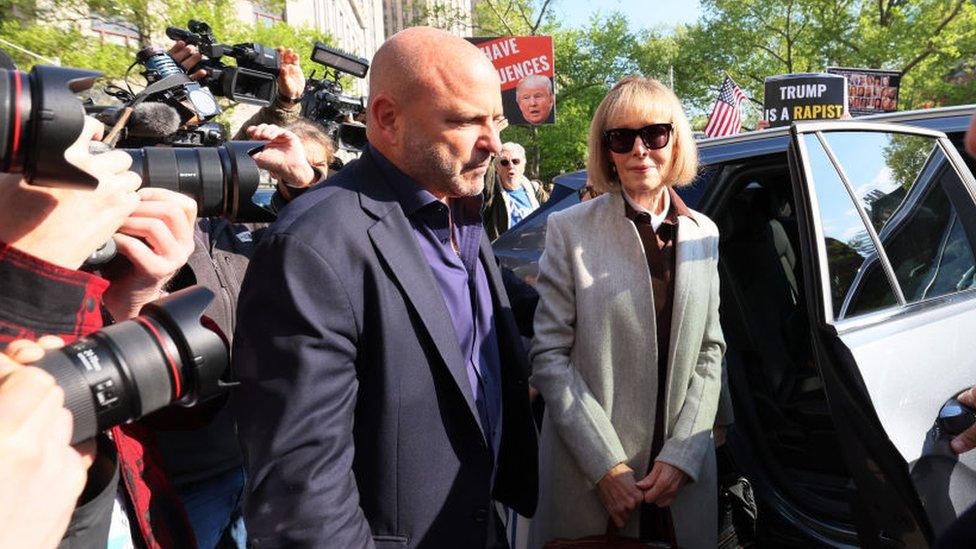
[
  {"xmin": 248, "ymin": 124, "xmax": 322, "ymax": 202},
  {"xmin": 231, "ymin": 47, "xmax": 305, "ymax": 140},
  {"xmin": 0, "ymin": 338, "xmax": 90, "ymax": 549},
  {"xmin": 0, "ymin": 117, "xmax": 141, "ymax": 270},
  {"xmin": 0, "ymin": 115, "xmax": 141, "ymax": 343},
  {"xmin": 101, "ymin": 188, "xmax": 197, "ymax": 321}
]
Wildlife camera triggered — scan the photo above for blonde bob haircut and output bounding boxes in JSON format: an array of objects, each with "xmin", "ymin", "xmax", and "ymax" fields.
[{"xmin": 587, "ymin": 76, "xmax": 698, "ymax": 194}]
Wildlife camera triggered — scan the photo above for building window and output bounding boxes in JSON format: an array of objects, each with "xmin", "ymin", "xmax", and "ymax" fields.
[
  {"xmin": 253, "ymin": 3, "xmax": 284, "ymax": 27},
  {"xmin": 90, "ymin": 13, "xmax": 140, "ymax": 45}
]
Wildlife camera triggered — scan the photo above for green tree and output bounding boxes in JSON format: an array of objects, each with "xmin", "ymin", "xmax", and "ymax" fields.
[{"xmin": 668, "ymin": 0, "xmax": 976, "ymax": 115}]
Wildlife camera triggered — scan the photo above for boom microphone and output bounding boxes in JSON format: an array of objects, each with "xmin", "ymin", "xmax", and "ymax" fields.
[{"xmin": 126, "ymin": 102, "xmax": 182, "ymax": 138}]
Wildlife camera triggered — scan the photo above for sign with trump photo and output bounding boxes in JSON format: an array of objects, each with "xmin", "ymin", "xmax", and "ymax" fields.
[{"xmin": 467, "ymin": 36, "xmax": 556, "ymax": 126}]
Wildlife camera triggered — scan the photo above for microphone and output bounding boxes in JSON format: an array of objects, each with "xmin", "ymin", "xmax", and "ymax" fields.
[{"xmin": 126, "ymin": 102, "xmax": 182, "ymax": 138}]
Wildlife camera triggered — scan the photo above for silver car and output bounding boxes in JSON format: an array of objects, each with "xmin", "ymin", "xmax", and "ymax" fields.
[{"xmin": 494, "ymin": 105, "xmax": 976, "ymax": 547}]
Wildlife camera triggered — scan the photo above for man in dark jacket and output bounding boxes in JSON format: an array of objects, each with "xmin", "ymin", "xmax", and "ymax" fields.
[
  {"xmin": 233, "ymin": 27, "xmax": 538, "ymax": 547},
  {"xmin": 149, "ymin": 121, "xmax": 330, "ymax": 548}
]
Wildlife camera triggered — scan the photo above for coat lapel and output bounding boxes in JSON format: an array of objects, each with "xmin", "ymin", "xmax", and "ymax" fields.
[
  {"xmin": 359, "ymin": 171, "xmax": 482, "ymax": 432},
  {"xmin": 666, "ymin": 215, "xmax": 701, "ymax": 416}
]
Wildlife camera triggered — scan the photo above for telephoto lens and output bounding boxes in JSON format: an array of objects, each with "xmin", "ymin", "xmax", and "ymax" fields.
[
  {"xmin": 0, "ymin": 65, "xmax": 105, "ymax": 188},
  {"xmin": 123, "ymin": 141, "xmax": 274, "ymax": 222},
  {"xmin": 31, "ymin": 286, "xmax": 228, "ymax": 445}
]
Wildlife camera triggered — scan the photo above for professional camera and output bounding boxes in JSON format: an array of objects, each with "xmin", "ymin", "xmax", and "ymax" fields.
[
  {"xmin": 301, "ymin": 41, "xmax": 369, "ymax": 153},
  {"xmin": 32, "ymin": 286, "xmax": 228, "ymax": 444},
  {"xmin": 0, "ymin": 64, "xmax": 275, "ymax": 222},
  {"xmin": 166, "ymin": 19, "xmax": 280, "ymax": 108},
  {"xmin": 136, "ymin": 45, "xmax": 222, "ymax": 123}
]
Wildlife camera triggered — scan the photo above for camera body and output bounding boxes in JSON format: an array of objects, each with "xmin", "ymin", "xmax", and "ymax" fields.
[
  {"xmin": 166, "ymin": 20, "xmax": 280, "ymax": 107},
  {"xmin": 137, "ymin": 46, "xmax": 222, "ymax": 123},
  {"xmin": 301, "ymin": 42, "xmax": 369, "ymax": 154}
]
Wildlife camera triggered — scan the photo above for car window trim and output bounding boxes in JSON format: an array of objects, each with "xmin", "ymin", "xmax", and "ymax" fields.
[
  {"xmin": 793, "ymin": 122, "xmax": 963, "ymax": 323},
  {"xmin": 812, "ymin": 130, "xmax": 907, "ymax": 315},
  {"xmin": 833, "ymin": 285, "xmax": 976, "ymax": 335},
  {"xmin": 938, "ymin": 136, "xmax": 976, "ymax": 204}
]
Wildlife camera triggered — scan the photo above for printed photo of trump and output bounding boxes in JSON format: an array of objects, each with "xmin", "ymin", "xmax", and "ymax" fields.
[{"xmin": 515, "ymin": 74, "xmax": 555, "ymax": 125}]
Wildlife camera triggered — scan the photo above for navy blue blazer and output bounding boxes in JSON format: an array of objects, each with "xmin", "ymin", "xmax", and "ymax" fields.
[{"xmin": 231, "ymin": 149, "xmax": 539, "ymax": 548}]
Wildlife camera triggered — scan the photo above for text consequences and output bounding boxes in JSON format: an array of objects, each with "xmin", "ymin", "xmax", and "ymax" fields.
[
  {"xmin": 467, "ymin": 35, "xmax": 557, "ymax": 125},
  {"xmin": 477, "ymin": 38, "xmax": 552, "ymax": 86}
]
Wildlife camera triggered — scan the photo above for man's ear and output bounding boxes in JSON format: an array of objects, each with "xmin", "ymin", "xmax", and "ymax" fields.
[{"xmin": 368, "ymin": 94, "xmax": 401, "ymax": 147}]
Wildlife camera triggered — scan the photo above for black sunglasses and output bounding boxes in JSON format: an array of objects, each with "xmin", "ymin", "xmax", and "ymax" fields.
[
  {"xmin": 499, "ymin": 158, "xmax": 522, "ymax": 167},
  {"xmin": 603, "ymin": 123, "xmax": 673, "ymax": 154}
]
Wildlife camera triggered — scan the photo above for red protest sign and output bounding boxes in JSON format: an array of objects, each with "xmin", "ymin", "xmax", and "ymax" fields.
[{"xmin": 468, "ymin": 36, "xmax": 556, "ymax": 125}]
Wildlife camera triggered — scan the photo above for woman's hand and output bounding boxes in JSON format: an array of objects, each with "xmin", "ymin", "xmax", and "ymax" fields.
[
  {"xmin": 597, "ymin": 462, "xmax": 644, "ymax": 527},
  {"xmin": 637, "ymin": 461, "xmax": 689, "ymax": 507}
]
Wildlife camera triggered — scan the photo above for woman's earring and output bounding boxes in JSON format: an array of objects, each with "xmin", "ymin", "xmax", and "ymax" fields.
[{"xmin": 609, "ymin": 163, "xmax": 618, "ymax": 181}]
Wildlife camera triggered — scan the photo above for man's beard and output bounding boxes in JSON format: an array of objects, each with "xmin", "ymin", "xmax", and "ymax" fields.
[{"xmin": 401, "ymin": 134, "xmax": 489, "ymax": 198}]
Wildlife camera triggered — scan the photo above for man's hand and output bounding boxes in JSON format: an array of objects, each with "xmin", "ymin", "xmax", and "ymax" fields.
[
  {"xmin": 952, "ymin": 386, "xmax": 976, "ymax": 453},
  {"xmin": 596, "ymin": 462, "xmax": 644, "ymax": 528},
  {"xmin": 636, "ymin": 461, "xmax": 690, "ymax": 508},
  {"xmin": 248, "ymin": 124, "xmax": 318, "ymax": 188},
  {"xmin": 102, "ymin": 188, "xmax": 197, "ymax": 320},
  {"xmin": 0, "ymin": 116, "xmax": 141, "ymax": 269},
  {"xmin": 168, "ymin": 41, "xmax": 208, "ymax": 81},
  {"xmin": 0, "ymin": 337, "xmax": 90, "ymax": 549},
  {"xmin": 276, "ymin": 47, "xmax": 305, "ymax": 100}
]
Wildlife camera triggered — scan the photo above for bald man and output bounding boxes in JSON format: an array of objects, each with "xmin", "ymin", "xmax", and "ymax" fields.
[{"xmin": 232, "ymin": 27, "xmax": 538, "ymax": 548}]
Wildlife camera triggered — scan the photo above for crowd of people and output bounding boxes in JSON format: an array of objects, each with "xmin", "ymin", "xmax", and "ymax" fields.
[{"xmin": 5, "ymin": 23, "xmax": 976, "ymax": 549}]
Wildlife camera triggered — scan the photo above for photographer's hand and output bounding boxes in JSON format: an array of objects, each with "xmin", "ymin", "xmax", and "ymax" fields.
[
  {"xmin": 276, "ymin": 47, "xmax": 305, "ymax": 100},
  {"xmin": 168, "ymin": 41, "xmax": 208, "ymax": 81},
  {"xmin": 0, "ymin": 116, "xmax": 141, "ymax": 269},
  {"xmin": 248, "ymin": 124, "xmax": 319, "ymax": 188},
  {"xmin": 0, "ymin": 337, "xmax": 90, "ymax": 549},
  {"xmin": 102, "ymin": 188, "xmax": 197, "ymax": 320}
]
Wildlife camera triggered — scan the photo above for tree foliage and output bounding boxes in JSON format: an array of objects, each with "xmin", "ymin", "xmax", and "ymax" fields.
[
  {"xmin": 2, "ymin": 0, "xmax": 974, "ymax": 182},
  {"xmin": 0, "ymin": 0, "xmax": 332, "ymax": 79}
]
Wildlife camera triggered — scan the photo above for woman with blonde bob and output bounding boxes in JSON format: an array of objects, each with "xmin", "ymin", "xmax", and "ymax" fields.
[{"xmin": 528, "ymin": 76, "xmax": 726, "ymax": 548}]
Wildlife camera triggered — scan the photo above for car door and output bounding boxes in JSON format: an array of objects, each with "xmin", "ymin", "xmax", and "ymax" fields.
[{"xmin": 788, "ymin": 121, "xmax": 976, "ymax": 546}]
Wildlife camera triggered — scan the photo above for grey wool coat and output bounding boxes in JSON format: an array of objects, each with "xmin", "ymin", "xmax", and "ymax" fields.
[{"xmin": 528, "ymin": 191, "xmax": 727, "ymax": 548}]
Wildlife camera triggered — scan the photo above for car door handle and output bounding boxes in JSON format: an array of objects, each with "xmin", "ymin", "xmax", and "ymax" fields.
[{"xmin": 937, "ymin": 395, "xmax": 976, "ymax": 436}]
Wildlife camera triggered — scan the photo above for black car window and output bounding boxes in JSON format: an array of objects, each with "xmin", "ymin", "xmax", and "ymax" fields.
[
  {"xmin": 801, "ymin": 133, "xmax": 899, "ymax": 319},
  {"xmin": 819, "ymin": 132, "xmax": 976, "ymax": 313}
]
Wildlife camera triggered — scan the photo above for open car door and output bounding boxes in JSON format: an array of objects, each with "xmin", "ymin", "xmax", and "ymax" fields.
[{"xmin": 788, "ymin": 121, "xmax": 976, "ymax": 546}]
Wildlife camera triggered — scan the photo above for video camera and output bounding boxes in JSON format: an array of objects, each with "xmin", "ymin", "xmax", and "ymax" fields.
[
  {"xmin": 0, "ymin": 64, "xmax": 275, "ymax": 222},
  {"xmin": 302, "ymin": 41, "xmax": 369, "ymax": 153},
  {"xmin": 166, "ymin": 19, "xmax": 280, "ymax": 108}
]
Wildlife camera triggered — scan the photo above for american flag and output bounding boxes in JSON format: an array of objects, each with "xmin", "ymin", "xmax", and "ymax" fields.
[{"xmin": 704, "ymin": 76, "xmax": 748, "ymax": 137}]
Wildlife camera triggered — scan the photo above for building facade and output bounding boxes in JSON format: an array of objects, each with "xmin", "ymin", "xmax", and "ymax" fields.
[
  {"xmin": 285, "ymin": 0, "xmax": 384, "ymax": 95},
  {"xmin": 383, "ymin": 0, "xmax": 476, "ymax": 40}
]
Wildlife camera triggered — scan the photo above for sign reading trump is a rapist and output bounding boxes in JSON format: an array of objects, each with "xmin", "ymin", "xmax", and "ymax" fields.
[
  {"xmin": 763, "ymin": 73, "xmax": 848, "ymax": 128},
  {"xmin": 466, "ymin": 36, "xmax": 556, "ymax": 126}
]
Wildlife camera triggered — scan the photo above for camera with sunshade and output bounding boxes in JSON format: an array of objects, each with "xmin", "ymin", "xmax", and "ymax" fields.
[
  {"xmin": 301, "ymin": 41, "xmax": 370, "ymax": 155},
  {"xmin": 165, "ymin": 19, "xmax": 280, "ymax": 109}
]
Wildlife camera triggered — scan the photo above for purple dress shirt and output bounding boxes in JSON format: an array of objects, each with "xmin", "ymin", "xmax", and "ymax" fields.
[{"xmin": 371, "ymin": 146, "xmax": 503, "ymax": 461}]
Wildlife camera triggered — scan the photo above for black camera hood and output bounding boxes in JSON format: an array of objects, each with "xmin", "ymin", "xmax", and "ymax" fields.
[
  {"xmin": 29, "ymin": 65, "xmax": 103, "ymax": 188},
  {"xmin": 141, "ymin": 285, "xmax": 227, "ymax": 406}
]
